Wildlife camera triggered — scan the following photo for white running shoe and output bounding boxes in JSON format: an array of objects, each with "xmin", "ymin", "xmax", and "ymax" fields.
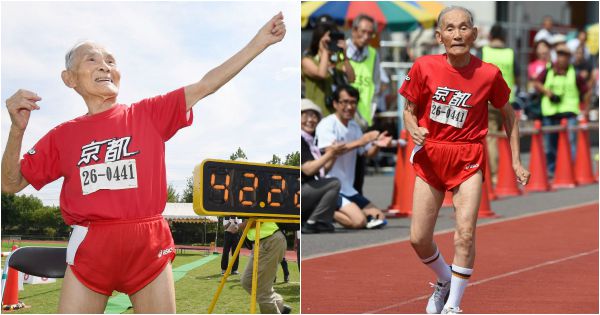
[
  {"xmin": 426, "ymin": 281, "xmax": 451, "ymax": 314},
  {"xmin": 441, "ymin": 306, "xmax": 462, "ymax": 314}
]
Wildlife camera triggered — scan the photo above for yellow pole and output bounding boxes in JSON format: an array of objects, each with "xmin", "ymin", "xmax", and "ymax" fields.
[
  {"xmin": 207, "ymin": 218, "xmax": 255, "ymax": 313},
  {"xmin": 205, "ymin": 217, "xmax": 299, "ymax": 314},
  {"xmin": 250, "ymin": 220, "xmax": 261, "ymax": 314}
]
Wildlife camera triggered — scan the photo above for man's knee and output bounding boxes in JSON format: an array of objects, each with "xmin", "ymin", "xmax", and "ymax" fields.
[
  {"xmin": 454, "ymin": 226, "xmax": 475, "ymax": 253},
  {"xmin": 410, "ymin": 234, "xmax": 433, "ymax": 252}
]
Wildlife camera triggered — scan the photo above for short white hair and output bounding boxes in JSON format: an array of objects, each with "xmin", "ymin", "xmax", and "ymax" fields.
[
  {"xmin": 65, "ymin": 40, "xmax": 95, "ymax": 69},
  {"xmin": 436, "ymin": 6, "xmax": 474, "ymax": 29}
]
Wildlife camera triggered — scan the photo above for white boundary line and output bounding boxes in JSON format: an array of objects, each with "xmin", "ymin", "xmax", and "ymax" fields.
[
  {"xmin": 365, "ymin": 248, "xmax": 599, "ymax": 314},
  {"xmin": 303, "ymin": 201, "xmax": 599, "ymax": 261}
]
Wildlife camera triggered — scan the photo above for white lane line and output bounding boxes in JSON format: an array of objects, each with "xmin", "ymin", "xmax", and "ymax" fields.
[
  {"xmin": 364, "ymin": 249, "xmax": 599, "ymax": 314},
  {"xmin": 303, "ymin": 201, "xmax": 598, "ymax": 261}
]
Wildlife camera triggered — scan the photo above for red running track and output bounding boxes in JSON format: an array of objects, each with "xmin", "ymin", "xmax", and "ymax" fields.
[{"xmin": 302, "ymin": 203, "xmax": 599, "ymax": 314}]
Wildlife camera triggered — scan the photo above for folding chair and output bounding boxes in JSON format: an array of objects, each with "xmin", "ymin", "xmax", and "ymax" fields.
[{"xmin": 1, "ymin": 247, "xmax": 67, "ymax": 301}]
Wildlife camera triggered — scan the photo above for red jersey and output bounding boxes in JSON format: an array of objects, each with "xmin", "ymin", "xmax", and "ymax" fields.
[
  {"xmin": 20, "ymin": 88, "xmax": 192, "ymax": 225},
  {"xmin": 399, "ymin": 54, "xmax": 510, "ymax": 142}
]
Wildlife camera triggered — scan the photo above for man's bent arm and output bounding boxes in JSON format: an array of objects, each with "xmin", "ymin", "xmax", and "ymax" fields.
[
  {"xmin": 500, "ymin": 103, "xmax": 522, "ymax": 167},
  {"xmin": 1, "ymin": 126, "xmax": 29, "ymax": 193}
]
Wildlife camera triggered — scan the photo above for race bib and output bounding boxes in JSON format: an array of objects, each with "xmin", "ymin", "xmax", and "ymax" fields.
[
  {"xmin": 79, "ymin": 159, "xmax": 138, "ymax": 195},
  {"xmin": 430, "ymin": 101, "xmax": 468, "ymax": 128}
]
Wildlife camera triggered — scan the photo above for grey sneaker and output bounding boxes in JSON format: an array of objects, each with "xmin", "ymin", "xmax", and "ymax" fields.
[
  {"xmin": 441, "ymin": 306, "xmax": 462, "ymax": 314},
  {"xmin": 426, "ymin": 281, "xmax": 450, "ymax": 314}
]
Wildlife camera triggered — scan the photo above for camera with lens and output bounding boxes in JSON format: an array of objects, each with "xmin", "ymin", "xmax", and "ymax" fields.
[
  {"xmin": 549, "ymin": 94, "xmax": 561, "ymax": 104},
  {"xmin": 327, "ymin": 30, "xmax": 345, "ymax": 54}
]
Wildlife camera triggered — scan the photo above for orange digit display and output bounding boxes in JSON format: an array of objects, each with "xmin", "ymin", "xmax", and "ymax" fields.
[
  {"xmin": 196, "ymin": 159, "xmax": 300, "ymax": 218},
  {"xmin": 238, "ymin": 172, "xmax": 258, "ymax": 206},
  {"xmin": 210, "ymin": 173, "xmax": 230, "ymax": 203},
  {"xmin": 267, "ymin": 175, "xmax": 286, "ymax": 207}
]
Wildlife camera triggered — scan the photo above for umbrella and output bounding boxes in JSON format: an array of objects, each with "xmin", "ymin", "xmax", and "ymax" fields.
[{"xmin": 301, "ymin": 1, "xmax": 446, "ymax": 32}]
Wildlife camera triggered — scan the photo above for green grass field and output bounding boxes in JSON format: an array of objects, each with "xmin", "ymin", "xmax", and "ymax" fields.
[{"xmin": 1, "ymin": 242, "xmax": 299, "ymax": 314}]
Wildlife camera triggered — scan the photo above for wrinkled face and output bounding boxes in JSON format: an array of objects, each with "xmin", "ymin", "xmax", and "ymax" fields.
[
  {"xmin": 301, "ymin": 110, "xmax": 320, "ymax": 134},
  {"xmin": 333, "ymin": 90, "xmax": 357, "ymax": 122},
  {"xmin": 436, "ymin": 9, "xmax": 478, "ymax": 58},
  {"xmin": 352, "ymin": 19, "xmax": 375, "ymax": 48},
  {"xmin": 64, "ymin": 43, "xmax": 120, "ymax": 100}
]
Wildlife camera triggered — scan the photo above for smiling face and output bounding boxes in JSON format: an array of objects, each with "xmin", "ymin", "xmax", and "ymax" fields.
[
  {"xmin": 436, "ymin": 9, "xmax": 477, "ymax": 58},
  {"xmin": 301, "ymin": 110, "xmax": 320, "ymax": 134},
  {"xmin": 333, "ymin": 90, "xmax": 358, "ymax": 123},
  {"xmin": 61, "ymin": 42, "xmax": 120, "ymax": 103}
]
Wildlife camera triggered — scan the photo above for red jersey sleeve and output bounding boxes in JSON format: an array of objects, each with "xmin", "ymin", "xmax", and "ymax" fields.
[
  {"xmin": 489, "ymin": 69, "xmax": 511, "ymax": 109},
  {"xmin": 131, "ymin": 87, "xmax": 193, "ymax": 141},
  {"xmin": 20, "ymin": 129, "xmax": 62, "ymax": 190},
  {"xmin": 398, "ymin": 60, "xmax": 424, "ymax": 106}
]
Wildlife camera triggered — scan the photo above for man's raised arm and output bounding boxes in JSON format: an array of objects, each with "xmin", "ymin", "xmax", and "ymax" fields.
[{"xmin": 184, "ymin": 12, "xmax": 286, "ymax": 110}]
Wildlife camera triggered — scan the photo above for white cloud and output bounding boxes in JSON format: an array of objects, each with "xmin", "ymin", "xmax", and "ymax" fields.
[{"xmin": 1, "ymin": 1, "xmax": 300, "ymax": 205}]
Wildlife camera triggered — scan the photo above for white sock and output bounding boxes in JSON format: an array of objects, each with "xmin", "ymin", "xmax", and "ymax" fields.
[
  {"xmin": 444, "ymin": 264, "xmax": 473, "ymax": 309},
  {"xmin": 421, "ymin": 247, "xmax": 451, "ymax": 283}
]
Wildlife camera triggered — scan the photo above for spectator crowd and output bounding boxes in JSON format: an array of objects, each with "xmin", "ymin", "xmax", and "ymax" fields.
[{"xmin": 300, "ymin": 12, "xmax": 599, "ymax": 233}]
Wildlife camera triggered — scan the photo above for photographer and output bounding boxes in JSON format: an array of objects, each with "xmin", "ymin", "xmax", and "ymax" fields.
[
  {"xmin": 534, "ymin": 42, "xmax": 591, "ymax": 176},
  {"xmin": 302, "ymin": 21, "xmax": 355, "ymax": 115}
]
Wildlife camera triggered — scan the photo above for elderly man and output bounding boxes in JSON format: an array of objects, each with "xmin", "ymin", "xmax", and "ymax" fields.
[
  {"xmin": 347, "ymin": 14, "xmax": 381, "ymax": 127},
  {"xmin": 399, "ymin": 6, "xmax": 529, "ymax": 314},
  {"xmin": 1, "ymin": 13, "xmax": 285, "ymax": 313},
  {"xmin": 346, "ymin": 14, "xmax": 382, "ymax": 196},
  {"xmin": 534, "ymin": 42, "xmax": 590, "ymax": 175}
]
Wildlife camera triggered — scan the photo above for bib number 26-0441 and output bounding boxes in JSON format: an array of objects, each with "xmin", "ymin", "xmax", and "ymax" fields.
[
  {"xmin": 79, "ymin": 159, "xmax": 138, "ymax": 195},
  {"xmin": 430, "ymin": 101, "xmax": 468, "ymax": 128}
]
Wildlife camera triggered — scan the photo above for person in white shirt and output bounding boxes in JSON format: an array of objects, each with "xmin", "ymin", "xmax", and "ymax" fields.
[
  {"xmin": 221, "ymin": 217, "xmax": 242, "ymax": 275},
  {"xmin": 316, "ymin": 85, "xmax": 392, "ymax": 229}
]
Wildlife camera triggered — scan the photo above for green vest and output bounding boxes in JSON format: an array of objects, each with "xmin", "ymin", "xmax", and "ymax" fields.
[
  {"xmin": 247, "ymin": 222, "xmax": 279, "ymax": 242},
  {"xmin": 541, "ymin": 66, "xmax": 580, "ymax": 117},
  {"xmin": 482, "ymin": 46, "xmax": 516, "ymax": 102},
  {"xmin": 349, "ymin": 46, "xmax": 377, "ymax": 126}
]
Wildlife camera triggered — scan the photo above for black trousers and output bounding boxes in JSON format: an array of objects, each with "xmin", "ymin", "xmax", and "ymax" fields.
[{"xmin": 221, "ymin": 231, "xmax": 240, "ymax": 271}]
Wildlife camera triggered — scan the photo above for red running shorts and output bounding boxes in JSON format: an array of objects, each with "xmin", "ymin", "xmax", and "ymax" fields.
[
  {"xmin": 411, "ymin": 139, "xmax": 485, "ymax": 192},
  {"xmin": 68, "ymin": 215, "xmax": 175, "ymax": 296}
]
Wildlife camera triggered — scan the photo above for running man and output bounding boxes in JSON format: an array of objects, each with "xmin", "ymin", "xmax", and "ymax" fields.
[
  {"xmin": 1, "ymin": 13, "xmax": 285, "ymax": 313},
  {"xmin": 398, "ymin": 7, "xmax": 530, "ymax": 314}
]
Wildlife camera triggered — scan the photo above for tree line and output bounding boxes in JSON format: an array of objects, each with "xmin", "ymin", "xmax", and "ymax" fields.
[{"xmin": 1, "ymin": 148, "xmax": 299, "ymax": 243}]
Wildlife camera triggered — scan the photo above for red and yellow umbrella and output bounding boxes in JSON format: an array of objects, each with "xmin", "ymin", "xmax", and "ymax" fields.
[{"xmin": 301, "ymin": 1, "xmax": 446, "ymax": 32}]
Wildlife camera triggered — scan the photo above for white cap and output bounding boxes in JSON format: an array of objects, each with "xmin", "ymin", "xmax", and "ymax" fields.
[
  {"xmin": 301, "ymin": 98, "xmax": 322, "ymax": 118},
  {"xmin": 550, "ymin": 33, "xmax": 567, "ymax": 45}
]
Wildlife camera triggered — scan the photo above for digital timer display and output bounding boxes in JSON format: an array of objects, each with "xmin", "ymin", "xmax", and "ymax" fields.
[{"xmin": 193, "ymin": 159, "xmax": 300, "ymax": 218}]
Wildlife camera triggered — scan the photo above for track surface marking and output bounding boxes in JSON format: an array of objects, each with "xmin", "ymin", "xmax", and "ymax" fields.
[{"xmin": 301, "ymin": 203, "xmax": 599, "ymax": 314}]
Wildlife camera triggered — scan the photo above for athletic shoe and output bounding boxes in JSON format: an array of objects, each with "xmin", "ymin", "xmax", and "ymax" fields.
[
  {"xmin": 365, "ymin": 215, "xmax": 387, "ymax": 229},
  {"xmin": 221, "ymin": 270, "xmax": 226, "ymax": 276},
  {"xmin": 426, "ymin": 281, "xmax": 450, "ymax": 314},
  {"xmin": 231, "ymin": 271, "xmax": 239, "ymax": 275},
  {"xmin": 441, "ymin": 306, "xmax": 462, "ymax": 314}
]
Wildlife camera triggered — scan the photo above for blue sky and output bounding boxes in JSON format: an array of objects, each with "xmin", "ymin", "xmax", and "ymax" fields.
[{"xmin": 1, "ymin": 1, "xmax": 300, "ymax": 205}]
